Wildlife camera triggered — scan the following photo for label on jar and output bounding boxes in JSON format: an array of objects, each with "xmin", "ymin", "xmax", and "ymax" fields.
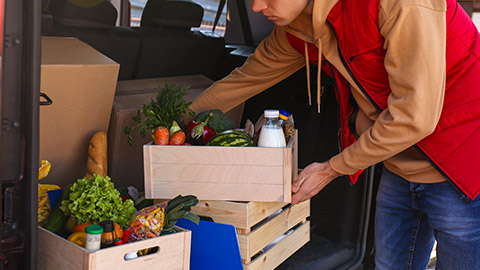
[{"xmin": 85, "ymin": 233, "xmax": 102, "ymax": 251}]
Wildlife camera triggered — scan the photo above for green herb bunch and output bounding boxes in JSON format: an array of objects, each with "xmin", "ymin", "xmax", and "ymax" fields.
[
  {"xmin": 60, "ymin": 175, "xmax": 136, "ymax": 228},
  {"xmin": 124, "ymin": 82, "xmax": 195, "ymax": 145}
]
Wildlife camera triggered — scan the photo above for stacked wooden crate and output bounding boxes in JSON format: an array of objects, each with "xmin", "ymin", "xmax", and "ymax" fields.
[
  {"xmin": 190, "ymin": 200, "xmax": 310, "ymax": 270},
  {"xmin": 145, "ymin": 131, "xmax": 310, "ymax": 269}
]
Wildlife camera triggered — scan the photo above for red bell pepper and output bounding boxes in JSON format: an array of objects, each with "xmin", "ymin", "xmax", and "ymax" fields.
[{"xmin": 186, "ymin": 113, "xmax": 216, "ymax": 145}]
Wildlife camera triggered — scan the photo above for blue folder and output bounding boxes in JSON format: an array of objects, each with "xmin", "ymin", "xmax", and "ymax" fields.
[{"xmin": 176, "ymin": 218, "xmax": 243, "ymax": 270}]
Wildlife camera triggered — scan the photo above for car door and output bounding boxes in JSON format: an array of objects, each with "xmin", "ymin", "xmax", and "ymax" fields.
[{"xmin": 0, "ymin": 0, "xmax": 41, "ymax": 268}]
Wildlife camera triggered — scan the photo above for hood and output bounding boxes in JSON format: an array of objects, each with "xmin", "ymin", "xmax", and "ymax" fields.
[{"xmin": 282, "ymin": 0, "xmax": 339, "ymax": 112}]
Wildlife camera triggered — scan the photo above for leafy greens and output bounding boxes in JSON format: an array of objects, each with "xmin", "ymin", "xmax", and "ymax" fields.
[{"xmin": 60, "ymin": 175, "xmax": 136, "ymax": 227}]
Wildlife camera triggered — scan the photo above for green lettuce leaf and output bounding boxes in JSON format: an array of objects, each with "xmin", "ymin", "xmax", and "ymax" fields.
[{"xmin": 60, "ymin": 175, "xmax": 136, "ymax": 227}]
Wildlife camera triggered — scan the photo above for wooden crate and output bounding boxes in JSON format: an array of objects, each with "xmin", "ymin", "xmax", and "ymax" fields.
[
  {"xmin": 37, "ymin": 226, "xmax": 191, "ymax": 270},
  {"xmin": 144, "ymin": 132, "xmax": 298, "ymax": 203},
  {"xmin": 190, "ymin": 199, "xmax": 310, "ymax": 268}
]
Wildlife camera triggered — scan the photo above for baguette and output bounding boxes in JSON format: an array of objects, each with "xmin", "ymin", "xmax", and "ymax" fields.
[{"xmin": 86, "ymin": 131, "xmax": 107, "ymax": 178}]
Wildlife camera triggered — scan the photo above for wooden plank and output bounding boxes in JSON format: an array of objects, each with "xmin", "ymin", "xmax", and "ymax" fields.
[
  {"xmin": 38, "ymin": 227, "xmax": 90, "ymax": 270},
  {"xmin": 247, "ymin": 202, "xmax": 287, "ymax": 229},
  {"xmin": 37, "ymin": 226, "xmax": 190, "ymax": 270},
  {"xmin": 244, "ymin": 221, "xmax": 310, "ymax": 270},
  {"xmin": 149, "ymin": 164, "xmax": 283, "ymax": 184},
  {"xmin": 147, "ymin": 182, "xmax": 286, "ymax": 202},
  {"xmin": 190, "ymin": 201, "xmax": 287, "ymax": 230},
  {"xmin": 92, "ymin": 230, "xmax": 189, "ymax": 269},
  {"xmin": 143, "ymin": 145, "xmax": 153, "ymax": 198},
  {"xmin": 191, "ymin": 201, "xmax": 250, "ymax": 229},
  {"xmin": 237, "ymin": 200, "xmax": 310, "ymax": 260},
  {"xmin": 283, "ymin": 146, "xmax": 292, "ymax": 203},
  {"xmin": 146, "ymin": 144, "xmax": 286, "ymax": 166}
]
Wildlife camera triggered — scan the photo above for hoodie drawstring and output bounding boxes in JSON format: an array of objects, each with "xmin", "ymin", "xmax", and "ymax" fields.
[
  {"xmin": 304, "ymin": 41, "xmax": 322, "ymax": 113},
  {"xmin": 304, "ymin": 42, "xmax": 312, "ymax": 106}
]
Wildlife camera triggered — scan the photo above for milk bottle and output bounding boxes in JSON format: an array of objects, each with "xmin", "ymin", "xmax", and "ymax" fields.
[{"xmin": 257, "ymin": 109, "xmax": 286, "ymax": 147}]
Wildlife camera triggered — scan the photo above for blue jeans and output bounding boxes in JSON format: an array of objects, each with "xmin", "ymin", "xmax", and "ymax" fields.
[{"xmin": 375, "ymin": 168, "xmax": 480, "ymax": 270}]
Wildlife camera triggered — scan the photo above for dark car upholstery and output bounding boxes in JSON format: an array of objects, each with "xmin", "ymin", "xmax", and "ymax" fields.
[
  {"xmin": 132, "ymin": 0, "xmax": 226, "ymax": 79},
  {"xmin": 42, "ymin": 0, "xmax": 227, "ymax": 81}
]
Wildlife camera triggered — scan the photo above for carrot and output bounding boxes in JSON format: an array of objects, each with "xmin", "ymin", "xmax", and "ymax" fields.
[
  {"xmin": 169, "ymin": 130, "xmax": 186, "ymax": 145},
  {"xmin": 72, "ymin": 223, "xmax": 93, "ymax": 233},
  {"xmin": 154, "ymin": 126, "xmax": 169, "ymax": 145}
]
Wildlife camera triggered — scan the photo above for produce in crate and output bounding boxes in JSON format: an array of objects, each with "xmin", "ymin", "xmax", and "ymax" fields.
[
  {"xmin": 124, "ymin": 82, "xmax": 195, "ymax": 145},
  {"xmin": 42, "ymin": 185, "xmax": 71, "ymax": 233},
  {"xmin": 194, "ymin": 109, "xmax": 236, "ymax": 133},
  {"xmin": 130, "ymin": 195, "xmax": 199, "ymax": 241},
  {"xmin": 206, "ymin": 130, "xmax": 255, "ymax": 147},
  {"xmin": 186, "ymin": 113, "xmax": 216, "ymax": 145},
  {"xmin": 153, "ymin": 126, "xmax": 169, "ymax": 145},
  {"xmin": 59, "ymin": 175, "xmax": 136, "ymax": 228}
]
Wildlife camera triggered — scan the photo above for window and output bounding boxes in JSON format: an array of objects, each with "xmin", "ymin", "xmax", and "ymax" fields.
[{"xmin": 130, "ymin": 0, "xmax": 227, "ymax": 36}]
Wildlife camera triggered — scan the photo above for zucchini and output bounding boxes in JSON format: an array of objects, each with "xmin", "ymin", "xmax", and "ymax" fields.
[{"xmin": 43, "ymin": 185, "xmax": 71, "ymax": 234}]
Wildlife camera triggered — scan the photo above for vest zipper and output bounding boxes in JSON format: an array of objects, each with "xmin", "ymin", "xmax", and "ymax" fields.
[{"xmin": 326, "ymin": 20, "xmax": 382, "ymax": 111}]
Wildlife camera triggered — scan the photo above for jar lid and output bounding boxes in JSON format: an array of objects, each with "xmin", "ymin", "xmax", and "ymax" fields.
[
  {"xmin": 85, "ymin": 224, "xmax": 104, "ymax": 235},
  {"xmin": 100, "ymin": 220, "xmax": 114, "ymax": 232},
  {"xmin": 264, "ymin": 109, "xmax": 279, "ymax": 118},
  {"xmin": 279, "ymin": 109, "xmax": 290, "ymax": 120}
]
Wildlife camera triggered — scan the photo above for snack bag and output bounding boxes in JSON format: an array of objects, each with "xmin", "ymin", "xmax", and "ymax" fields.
[{"xmin": 130, "ymin": 201, "xmax": 168, "ymax": 241}]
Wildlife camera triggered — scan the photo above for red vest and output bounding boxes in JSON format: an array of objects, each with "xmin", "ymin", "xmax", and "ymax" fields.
[{"xmin": 287, "ymin": 0, "xmax": 480, "ymax": 199}]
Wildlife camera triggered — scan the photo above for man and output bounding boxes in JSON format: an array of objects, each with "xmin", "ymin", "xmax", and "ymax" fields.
[{"xmin": 189, "ymin": 0, "xmax": 480, "ymax": 268}]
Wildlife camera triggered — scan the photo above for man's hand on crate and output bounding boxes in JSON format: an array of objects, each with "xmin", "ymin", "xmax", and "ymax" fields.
[{"xmin": 291, "ymin": 161, "xmax": 343, "ymax": 204}]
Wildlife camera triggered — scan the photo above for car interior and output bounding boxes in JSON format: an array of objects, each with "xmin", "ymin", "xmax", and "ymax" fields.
[{"xmin": 39, "ymin": 0, "xmax": 376, "ymax": 269}]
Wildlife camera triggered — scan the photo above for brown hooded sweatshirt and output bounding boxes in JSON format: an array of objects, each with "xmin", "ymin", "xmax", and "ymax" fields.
[{"xmin": 190, "ymin": 0, "xmax": 447, "ymax": 183}]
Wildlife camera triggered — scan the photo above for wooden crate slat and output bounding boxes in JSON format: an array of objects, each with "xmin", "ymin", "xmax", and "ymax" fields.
[
  {"xmin": 191, "ymin": 201, "xmax": 250, "ymax": 228},
  {"xmin": 246, "ymin": 202, "xmax": 288, "ymax": 229},
  {"xmin": 147, "ymin": 182, "xmax": 287, "ymax": 202},
  {"xmin": 92, "ymin": 231, "xmax": 190, "ymax": 269},
  {"xmin": 190, "ymin": 201, "xmax": 287, "ymax": 230},
  {"xmin": 238, "ymin": 200, "xmax": 310, "ymax": 261},
  {"xmin": 149, "ymin": 163, "xmax": 283, "ymax": 184},
  {"xmin": 146, "ymin": 144, "xmax": 285, "ymax": 166},
  {"xmin": 244, "ymin": 221, "xmax": 310, "ymax": 270},
  {"xmin": 37, "ymin": 226, "xmax": 190, "ymax": 270},
  {"xmin": 38, "ymin": 227, "xmax": 89, "ymax": 269}
]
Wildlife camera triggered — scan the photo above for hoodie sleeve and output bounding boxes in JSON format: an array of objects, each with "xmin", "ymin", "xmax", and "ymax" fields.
[
  {"xmin": 189, "ymin": 26, "xmax": 305, "ymax": 114},
  {"xmin": 330, "ymin": 1, "xmax": 446, "ymax": 174}
]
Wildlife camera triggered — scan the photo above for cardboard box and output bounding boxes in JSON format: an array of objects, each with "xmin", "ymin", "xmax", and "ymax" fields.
[
  {"xmin": 144, "ymin": 132, "xmax": 298, "ymax": 202},
  {"xmin": 108, "ymin": 75, "xmax": 244, "ymax": 188},
  {"xmin": 37, "ymin": 226, "xmax": 191, "ymax": 270},
  {"xmin": 40, "ymin": 37, "xmax": 119, "ymax": 188}
]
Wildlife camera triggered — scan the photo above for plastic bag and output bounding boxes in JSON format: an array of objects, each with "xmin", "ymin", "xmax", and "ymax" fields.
[{"xmin": 129, "ymin": 201, "xmax": 167, "ymax": 241}]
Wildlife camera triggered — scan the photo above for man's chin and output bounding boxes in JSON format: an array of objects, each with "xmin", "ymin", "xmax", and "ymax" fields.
[{"xmin": 269, "ymin": 19, "xmax": 288, "ymax": 26}]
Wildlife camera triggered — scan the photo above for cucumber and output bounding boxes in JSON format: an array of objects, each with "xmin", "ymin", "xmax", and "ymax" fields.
[
  {"xmin": 43, "ymin": 185, "xmax": 71, "ymax": 234},
  {"xmin": 165, "ymin": 195, "xmax": 198, "ymax": 214}
]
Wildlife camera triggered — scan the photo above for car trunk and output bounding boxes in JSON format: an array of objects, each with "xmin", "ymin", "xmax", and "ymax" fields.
[{"xmin": 2, "ymin": 0, "xmax": 377, "ymax": 268}]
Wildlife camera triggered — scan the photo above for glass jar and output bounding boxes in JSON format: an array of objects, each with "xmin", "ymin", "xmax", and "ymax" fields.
[
  {"xmin": 100, "ymin": 220, "xmax": 115, "ymax": 248},
  {"xmin": 257, "ymin": 109, "xmax": 286, "ymax": 147},
  {"xmin": 85, "ymin": 224, "xmax": 103, "ymax": 251}
]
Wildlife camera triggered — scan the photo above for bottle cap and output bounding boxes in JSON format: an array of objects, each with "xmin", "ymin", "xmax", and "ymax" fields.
[
  {"xmin": 264, "ymin": 109, "xmax": 279, "ymax": 118},
  {"xmin": 100, "ymin": 220, "xmax": 114, "ymax": 232},
  {"xmin": 124, "ymin": 251, "xmax": 138, "ymax": 260},
  {"xmin": 279, "ymin": 109, "xmax": 290, "ymax": 120},
  {"xmin": 85, "ymin": 224, "xmax": 104, "ymax": 235}
]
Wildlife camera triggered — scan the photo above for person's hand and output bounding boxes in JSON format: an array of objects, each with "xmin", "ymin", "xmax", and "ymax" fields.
[{"xmin": 291, "ymin": 161, "xmax": 343, "ymax": 204}]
